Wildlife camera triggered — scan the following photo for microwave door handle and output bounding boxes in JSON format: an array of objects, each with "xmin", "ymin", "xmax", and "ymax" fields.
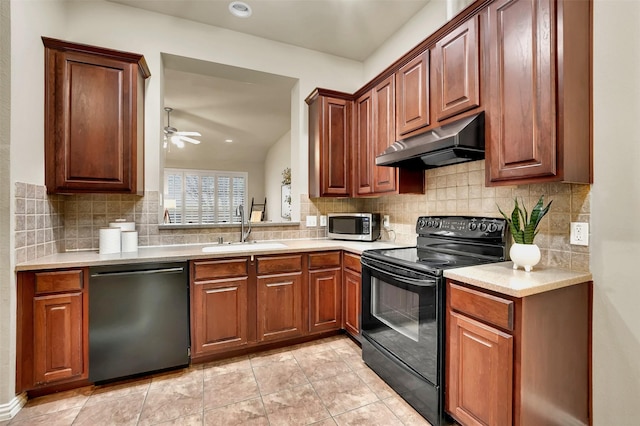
[{"xmin": 364, "ymin": 262, "xmax": 435, "ymax": 287}]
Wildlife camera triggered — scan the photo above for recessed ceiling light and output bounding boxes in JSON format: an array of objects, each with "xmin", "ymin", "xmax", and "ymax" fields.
[
  {"xmin": 229, "ymin": 1, "xmax": 252, "ymax": 18},
  {"xmin": 225, "ymin": 139, "xmax": 233, "ymax": 143}
]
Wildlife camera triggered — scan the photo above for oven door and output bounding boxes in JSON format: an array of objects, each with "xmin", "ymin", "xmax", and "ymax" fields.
[{"xmin": 360, "ymin": 255, "xmax": 442, "ymax": 385}]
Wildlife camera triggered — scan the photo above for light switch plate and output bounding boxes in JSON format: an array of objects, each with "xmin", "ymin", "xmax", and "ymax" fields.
[
  {"xmin": 319, "ymin": 215, "xmax": 327, "ymax": 227},
  {"xmin": 570, "ymin": 222, "xmax": 589, "ymax": 246},
  {"xmin": 306, "ymin": 215, "xmax": 317, "ymax": 227}
]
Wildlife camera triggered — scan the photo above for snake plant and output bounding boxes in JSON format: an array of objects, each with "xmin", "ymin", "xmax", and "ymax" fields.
[{"xmin": 497, "ymin": 195, "xmax": 552, "ymax": 244}]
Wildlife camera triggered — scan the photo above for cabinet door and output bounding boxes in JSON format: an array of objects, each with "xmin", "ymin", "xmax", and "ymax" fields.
[
  {"xmin": 354, "ymin": 91, "xmax": 374, "ymax": 196},
  {"xmin": 447, "ymin": 311, "xmax": 513, "ymax": 426},
  {"xmin": 191, "ymin": 277, "xmax": 248, "ymax": 356},
  {"xmin": 43, "ymin": 38, "xmax": 148, "ymax": 194},
  {"xmin": 257, "ymin": 272, "xmax": 304, "ymax": 342},
  {"xmin": 434, "ymin": 16, "xmax": 480, "ymax": 121},
  {"xmin": 396, "ymin": 51, "xmax": 430, "ymax": 138},
  {"xmin": 309, "ymin": 268, "xmax": 342, "ymax": 334},
  {"xmin": 33, "ymin": 292, "xmax": 84, "ymax": 385},
  {"xmin": 321, "ymin": 96, "xmax": 351, "ymax": 196},
  {"xmin": 372, "ymin": 76, "xmax": 397, "ymax": 193},
  {"xmin": 486, "ymin": 0, "xmax": 557, "ymax": 183},
  {"xmin": 342, "ymin": 268, "xmax": 361, "ymax": 337}
]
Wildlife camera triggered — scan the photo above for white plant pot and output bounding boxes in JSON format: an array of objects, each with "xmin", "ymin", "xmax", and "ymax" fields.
[{"xmin": 510, "ymin": 243, "xmax": 541, "ymax": 272}]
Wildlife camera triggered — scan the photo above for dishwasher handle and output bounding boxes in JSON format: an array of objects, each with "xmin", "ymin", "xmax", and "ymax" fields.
[{"xmin": 90, "ymin": 267, "xmax": 185, "ymax": 278}]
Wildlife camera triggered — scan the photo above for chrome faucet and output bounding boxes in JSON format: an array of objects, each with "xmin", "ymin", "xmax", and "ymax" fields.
[{"xmin": 236, "ymin": 205, "xmax": 252, "ymax": 243}]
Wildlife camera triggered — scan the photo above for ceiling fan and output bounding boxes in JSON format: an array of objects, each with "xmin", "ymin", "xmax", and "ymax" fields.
[{"xmin": 163, "ymin": 107, "xmax": 201, "ymax": 148}]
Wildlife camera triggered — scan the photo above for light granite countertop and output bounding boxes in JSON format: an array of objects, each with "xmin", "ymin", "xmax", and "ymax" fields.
[
  {"xmin": 444, "ymin": 261, "xmax": 592, "ymax": 297},
  {"xmin": 15, "ymin": 239, "xmax": 404, "ymax": 271}
]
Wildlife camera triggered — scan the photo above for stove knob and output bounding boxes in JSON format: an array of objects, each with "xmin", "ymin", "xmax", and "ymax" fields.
[
  {"xmin": 433, "ymin": 221, "xmax": 441, "ymax": 228},
  {"xmin": 418, "ymin": 218, "xmax": 426, "ymax": 229},
  {"xmin": 469, "ymin": 222, "xmax": 478, "ymax": 231},
  {"xmin": 488, "ymin": 223, "xmax": 498, "ymax": 232},
  {"xmin": 479, "ymin": 222, "xmax": 488, "ymax": 232}
]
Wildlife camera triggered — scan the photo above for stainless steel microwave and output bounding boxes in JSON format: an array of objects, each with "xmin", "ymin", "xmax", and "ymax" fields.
[{"xmin": 327, "ymin": 213, "xmax": 381, "ymax": 242}]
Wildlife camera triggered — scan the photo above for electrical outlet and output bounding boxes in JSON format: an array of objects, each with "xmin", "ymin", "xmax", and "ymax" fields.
[
  {"xmin": 319, "ymin": 215, "xmax": 327, "ymax": 227},
  {"xmin": 383, "ymin": 215, "xmax": 391, "ymax": 229},
  {"xmin": 570, "ymin": 222, "xmax": 589, "ymax": 246},
  {"xmin": 306, "ymin": 215, "xmax": 317, "ymax": 227}
]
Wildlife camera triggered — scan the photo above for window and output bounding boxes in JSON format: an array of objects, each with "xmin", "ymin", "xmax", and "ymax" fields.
[{"xmin": 164, "ymin": 168, "xmax": 247, "ymax": 224}]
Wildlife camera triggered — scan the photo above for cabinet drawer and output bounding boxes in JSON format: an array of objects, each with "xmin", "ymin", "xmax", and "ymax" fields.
[
  {"xmin": 256, "ymin": 255, "xmax": 302, "ymax": 275},
  {"xmin": 193, "ymin": 258, "xmax": 249, "ymax": 281},
  {"xmin": 449, "ymin": 282, "xmax": 514, "ymax": 331},
  {"xmin": 343, "ymin": 253, "xmax": 361, "ymax": 273},
  {"xmin": 35, "ymin": 270, "xmax": 83, "ymax": 294},
  {"xmin": 309, "ymin": 251, "xmax": 341, "ymax": 269}
]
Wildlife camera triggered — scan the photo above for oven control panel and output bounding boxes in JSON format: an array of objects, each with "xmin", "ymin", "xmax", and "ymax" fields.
[{"xmin": 416, "ymin": 216, "xmax": 506, "ymax": 239}]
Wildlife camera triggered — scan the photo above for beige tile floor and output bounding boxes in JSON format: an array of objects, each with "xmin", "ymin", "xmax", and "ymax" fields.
[{"xmin": 3, "ymin": 335, "xmax": 432, "ymax": 426}]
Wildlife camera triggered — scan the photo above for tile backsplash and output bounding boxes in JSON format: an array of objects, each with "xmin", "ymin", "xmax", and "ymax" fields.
[
  {"xmin": 306, "ymin": 161, "xmax": 591, "ymax": 272},
  {"xmin": 14, "ymin": 183, "xmax": 64, "ymax": 263},
  {"xmin": 15, "ymin": 160, "xmax": 590, "ymax": 272}
]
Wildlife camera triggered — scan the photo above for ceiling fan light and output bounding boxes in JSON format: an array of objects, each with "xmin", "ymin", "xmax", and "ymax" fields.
[
  {"xmin": 175, "ymin": 139, "xmax": 185, "ymax": 149},
  {"xmin": 229, "ymin": 1, "xmax": 252, "ymax": 18}
]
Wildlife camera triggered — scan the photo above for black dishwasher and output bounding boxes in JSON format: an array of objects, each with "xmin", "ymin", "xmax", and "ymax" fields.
[{"xmin": 89, "ymin": 262, "xmax": 190, "ymax": 383}]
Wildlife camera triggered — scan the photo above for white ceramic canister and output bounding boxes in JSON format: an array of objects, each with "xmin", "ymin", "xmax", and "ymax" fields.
[
  {"xmin": 99, "ymin": 227, "xmax": 121, "ymax": 254},
  {"xmin": 121, "ymin": 230, "xmax": 139, "ymax": 252}
]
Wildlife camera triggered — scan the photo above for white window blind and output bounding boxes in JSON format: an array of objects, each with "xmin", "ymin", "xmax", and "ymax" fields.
[{"xmin": 164, "ymin": 169, "xmax": 247, "ymax": 224}]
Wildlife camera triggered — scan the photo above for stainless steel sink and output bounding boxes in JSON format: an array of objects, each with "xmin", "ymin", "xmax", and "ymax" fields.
[{"xmin": 202, "ymin": 241, "xmax": 287, "ymax": 253}]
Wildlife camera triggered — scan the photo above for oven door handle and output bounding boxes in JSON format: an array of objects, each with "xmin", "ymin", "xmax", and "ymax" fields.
[{"xmin": 362, "ymin": 260, "xmax": 436, "ymax": 287}]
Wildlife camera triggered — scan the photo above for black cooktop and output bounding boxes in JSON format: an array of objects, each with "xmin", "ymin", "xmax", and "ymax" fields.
[
  {"xmin": 362, "ymin": 215, "xmax": 509, "ymax": 276},
  {"xmin": 362, "ymin": 247, "xmax": 498, "ymax": 275}
]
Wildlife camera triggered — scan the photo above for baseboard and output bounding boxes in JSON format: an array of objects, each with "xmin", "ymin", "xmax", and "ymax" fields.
[{"xmin": 0, "ymin": 393, "xmax": 27, "ymax": 421}]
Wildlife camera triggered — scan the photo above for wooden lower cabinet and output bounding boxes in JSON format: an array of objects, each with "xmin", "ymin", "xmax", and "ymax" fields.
[
  {"xmin": 190, "ymin": 258, "xmax": 250, "ymax": 358},
  {"xmin": 342, "ymin": 253, "xmax": 362, "ymax": 338},
  {"xmin": 33, "ymin": 292, "xmax": 85, "ymax": 386},
  {"xmin": 257, "ymin": 272, "xmax": 304, "ymax": 342},
  {"xmin": 446, "ymin": 279, "xmax": 592, "ymax": 426},
  {"xmin": 308, "ymin": 252, "xmax": 342, "ymax": 334},
  {"xmin": 447, "ymin": 311, "xmax": 513, "ymax": 426},
  {"xmin": 17, "ymin": 269, "xmax": 89, "ymax": 393},
  {"xmin": 191, "ymin": 277, "xmax": 249, "ymax": 356}
]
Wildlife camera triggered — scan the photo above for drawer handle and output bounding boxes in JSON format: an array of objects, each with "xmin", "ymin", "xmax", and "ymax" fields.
[
  {"xmin": 206, "ymin": 287, "xmax": 238, "ymax": 294},
  {"xmin": 266, "ymin": 281, "xmax": 293, "ymax": 288}
]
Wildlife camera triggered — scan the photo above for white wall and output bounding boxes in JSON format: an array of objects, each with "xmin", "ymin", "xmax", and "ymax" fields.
[
  {"xmin": 264, "ymin": 131, "xmax": 291, "ymax": 222},
  {"xmin": 591, "ymin": 0, "xmax": 640, "ymax": 422},
  {"xmin": 363, "ymin": 0, "xmax": 448, "ymax": 81},
  {"xmin": 0, "ymin": 0, "xmax": 13, "ymax": 412},
  {"xmin": 2, "ymin": 0, "xmax": 67, "ymax": 413}
]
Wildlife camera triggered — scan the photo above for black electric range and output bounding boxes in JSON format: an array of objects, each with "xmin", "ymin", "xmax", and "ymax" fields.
[{"xmin": 360, "ymin": 216, "xmax": 508, "ymax": 425}]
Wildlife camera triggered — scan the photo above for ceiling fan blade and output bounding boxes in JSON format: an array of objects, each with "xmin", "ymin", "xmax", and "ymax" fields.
[
  {"xmin": 175, "ymin": 131, "xmax": 201, "ymax": 137},
  {"xmin": 179, "ymin": 135, "xmax": 201, "ymax": 144}
]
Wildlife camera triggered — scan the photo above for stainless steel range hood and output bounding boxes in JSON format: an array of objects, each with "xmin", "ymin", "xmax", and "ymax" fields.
[{"xmin": 376, "ymin": 112, "xmax": 484, "ymax": 170}]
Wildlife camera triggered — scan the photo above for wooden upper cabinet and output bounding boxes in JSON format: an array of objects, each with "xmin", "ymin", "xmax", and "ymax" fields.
[
  {"xmin": 372, "ymin": 76, "xmax": 398, "ymax": 194},
  {"xmin": 306, "ymin": 89, "xmax": 352, "ymax": 197},
  {"xmin": 352, "ymin": 76, "xmax": 425, "ymax": 197},
  {"xmin": 395, "ymin": 51, "xmax": 430, "ymax": 138},
  {"xmin": 433, "ymin": 16, "xmax": 480, "ymax": 122},
  {"xmin": 485, "ymin": 0, "xmax": 592, "ymax": 185},
  {"xmin": 43, "ymin": 37, "xmax": 150, "ymax": 195},
  {"xmin": 354, "ymin": 91, "xmax": 374, "ymax": 196}
]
